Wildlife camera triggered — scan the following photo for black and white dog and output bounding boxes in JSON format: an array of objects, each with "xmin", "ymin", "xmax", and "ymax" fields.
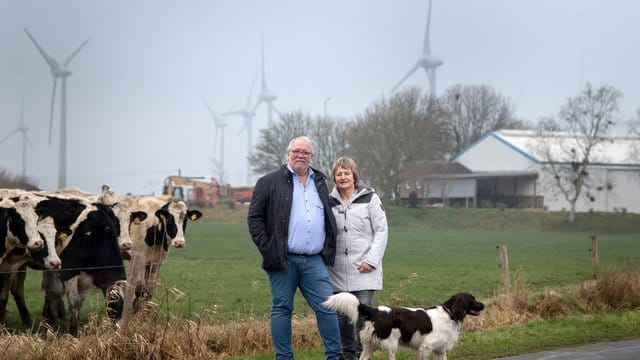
[{"xmin": 322, "ymin": 292, "xmax": 484, "ymax": 360}]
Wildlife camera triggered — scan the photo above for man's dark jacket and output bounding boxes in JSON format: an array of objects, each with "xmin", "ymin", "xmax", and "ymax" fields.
[{"xmin": 247, "ymin": 164, "xmax": 337, "ymax": 271}]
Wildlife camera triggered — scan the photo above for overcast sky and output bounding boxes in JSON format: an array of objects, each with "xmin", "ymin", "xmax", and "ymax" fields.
[{"xmin": 1, "ymin": 0, "xmax": 638, "ymax": 195}]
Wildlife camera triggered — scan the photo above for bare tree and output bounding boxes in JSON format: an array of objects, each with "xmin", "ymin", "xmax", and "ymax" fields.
[
  {"xmin": 209, "ymin": 157, "xmax": 227, "ymax": 185},
  {"xmin": 348, "ymin": 87, "xmax": 448, "ymax": 203},
  {"xmin": 308, "ymin": 117, "xmax": 351, "ymax": 175},
  {"xmin": 248, "ymin": 111, "xmax": 349, "ymax": 177},
  {"xmin": 534, "ymin": 83, "xmax": 622, "ymax": 223},
  {"xmin": 440, "ymin": 84, "xmax": 524, "ymax": 156}
]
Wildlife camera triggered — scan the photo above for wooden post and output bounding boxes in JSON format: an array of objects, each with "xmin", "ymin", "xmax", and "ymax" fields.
[
  {"xmin": 498, "ymin": 245, "xmax": 511, "ymax": 292},
  {"xmin": 590, "ymin": 235, "xmax": 599, "ymax": 279}
]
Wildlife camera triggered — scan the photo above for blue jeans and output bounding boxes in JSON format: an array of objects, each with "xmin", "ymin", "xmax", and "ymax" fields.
[
  {"xmin": 337, "ymin": 290, "xmax": 375, "ymax": 360},
  {"xmin": 268, "ymin": 254, "xmax": 342, "ymax": 360}
]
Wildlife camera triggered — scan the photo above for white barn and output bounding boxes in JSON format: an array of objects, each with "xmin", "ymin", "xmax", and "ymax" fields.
[{"xmin": 402, "ymin": 130, "xmax": 640, "ymax": 213}]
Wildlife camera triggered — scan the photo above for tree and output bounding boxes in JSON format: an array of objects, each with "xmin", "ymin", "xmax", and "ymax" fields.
[
  {"xmin": 307, "ymin": 116, "xmax": 350, "ymax": 175},
  {"xmin": 347, "ymin": 87, "xmax": 448, "ymax": 203},
  {"xmin": 440, "ymin": 84, "xmax": 524, "ymax": 156},
  {"xmin": 534, "ymin": 83, "xmax": 622, "ymax": 223},
  {"xmin": 0, "ymin": 167, "xmax": 39, "ymax": 190},
  {"xmin": 248, "ymin": 111, "xmax": 350, "ymax": 177}
]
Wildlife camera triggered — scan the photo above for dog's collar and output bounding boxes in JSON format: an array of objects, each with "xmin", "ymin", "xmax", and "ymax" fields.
[
  {"xmin": 442, "ymin": 304, "xmax": 457, "ymax": 321},
  {"xmin": 442, "ymin": 304, "xmax": 455, "ymax": 320}
]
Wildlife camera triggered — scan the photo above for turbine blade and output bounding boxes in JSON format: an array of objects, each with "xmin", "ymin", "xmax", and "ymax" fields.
[
  {"xmin": 203, "ymin": 98, "xmax": 219, "ymax": 125},
  {"xmin": 26, "ymin": 135, "xmax": 38, "ymax": 153},
  {"xmin": 237, "ymin": 120, "xmax": 246, "ymax": 136},
  {"xmin": 392, "ymin": 64, "xmax": 421, "ymax": 92},
  {"xmin": 246, "ymin": 71, "xmax": 258, "ymax": 111},
  {"xmin": 203, "ymin": 99, "xmax": 220, "ymax": 153},
  {"xmin": 260, "ymin": 33, "xmax": 268, "ymax": 94},
  {"xmin": 0, "ymin": 129, "xmax": 20, "ymax": 145},
  {"xmin": 49, "ymin": 78, "xmax": 58, "ymax": 147},
  {"xmin": 64, "ymin": 38, "xmax": 90, "ymax": 66},
  {"xmin": 24, "ymin": 28, "xmax": 60, "ymax": 70},
  {"xmin": 252, "ymin": 99, "xmax": 263, "ymax": 114},
  {"xmin": 422, "ymin": 0, "xmax": 433, "ymax": 55}
]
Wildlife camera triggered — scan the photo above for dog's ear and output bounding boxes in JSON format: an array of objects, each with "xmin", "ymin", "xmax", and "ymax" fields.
[{"xmin": 444, "ymin": 294, "xmax": 468, "ymax": 321}]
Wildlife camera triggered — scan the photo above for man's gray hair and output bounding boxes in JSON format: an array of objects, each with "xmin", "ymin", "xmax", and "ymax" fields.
[{"xmin": 286, "ymin": 136, "xmax": 313, "ymax": 152}]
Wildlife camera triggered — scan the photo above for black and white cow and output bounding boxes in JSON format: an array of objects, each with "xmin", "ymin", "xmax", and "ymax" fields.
[
  {"xmin": 0, "ymin": 215, "xmax": 70, "ymax": 326},
  {"xmin": 0, "ymin": 195, "xmax": 46, "ymax": 262},
  {"xmin": 0, "ymin": 191, "xmax": 66, "ymax": 327},
  {"xmin": 34, "ymin": 195, "xmax": 128, "ymax": 335},
  {"xmin": 115, "ymin": 195, "xmax": 201, "ymax": 322},
  {"xmin": 53, "ymin": 186, "xmax": 147, "ymax": 253}
]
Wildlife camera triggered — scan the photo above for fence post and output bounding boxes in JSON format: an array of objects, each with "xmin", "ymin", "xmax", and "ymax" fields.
[
  {"xmin": 118, "ymin": 253, "xmax": 143, "ymax": 330},
  {"xmin": 590, "ymin": 234, "xmax": 599, "ymax": 279},
  {"xmin": 497, "ymin": 244, "xmax": 511, "ymax": 292}
]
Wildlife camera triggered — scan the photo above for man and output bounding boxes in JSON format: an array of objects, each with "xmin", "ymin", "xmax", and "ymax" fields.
[{"xmin": 248, "ymin": 136, "xmax": 341, "ymax": 360}]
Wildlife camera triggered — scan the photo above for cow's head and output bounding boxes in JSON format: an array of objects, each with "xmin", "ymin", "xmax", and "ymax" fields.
[
  {"xmin": 111, "ymin": 202, "xmax": 147, "ymax": 252},
  {"xmin": 155, "ymin": 201, "xmax": 202, "ymax": 248},
  {"xmin": 3, "ymin": 195, "xmax": 44, "ymax": 251},
  {"xmin": 31, "ymin": 216, "xmax": 71, "ymax": 269}
]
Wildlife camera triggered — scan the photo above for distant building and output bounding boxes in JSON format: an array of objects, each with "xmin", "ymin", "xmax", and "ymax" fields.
[{"xmin": 401, "ymin": 129, "xmax": 640, "ymax": 213}]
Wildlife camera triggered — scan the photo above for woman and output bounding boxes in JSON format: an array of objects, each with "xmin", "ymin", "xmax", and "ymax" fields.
[{"xmin": 328, "ymin": 156, "xmax": 388, "ymax": 360}]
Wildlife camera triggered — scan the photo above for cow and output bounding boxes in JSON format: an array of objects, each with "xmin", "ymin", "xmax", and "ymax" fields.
[
  {"xmin": 0, "ymin": 188, "xmax": 144, "ymax": 333},
  {"xmin": 112, "ymin": 195, "xmax": 201, "ymax": 326},
  {"xmin": 0, "ymin": 215, "xmax": 70, "ymax": 326},
  {"xmin": 0, "ymin": 194, "xmax": 46, "ymax": 260},
  {"xmin": 52, "ymin": 186, "xmax": 148, "ymax": 253},
  {"xmin": 34, "ymin": 195, "xmax": 129, "ymax": 335}
]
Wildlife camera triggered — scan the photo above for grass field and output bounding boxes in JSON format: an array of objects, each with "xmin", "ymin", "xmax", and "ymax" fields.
[{"xmin": 5, "ymin": 206, "xmax": 640, "ymax": 358}]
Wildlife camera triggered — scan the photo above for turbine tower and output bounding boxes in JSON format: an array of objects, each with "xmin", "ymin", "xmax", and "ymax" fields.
[
  {"xmin": 0, "ymin": 92, "xmax": 36, "ymax": 177},
  {"xmin": 203, "ymin": 99, "xmax": 228, "ymax": 177},
  {"xmin": 392, "ymin": 0, "xmax": 443, "ymax": 96},
  {"xmin": 252, "ymin": 34, "xmax": 281, "ymax": 128},
  {"xmin": 24, "ymin": 28, "xmax": 89, "ymax": 189},
  {"xmin": 224, "ymin": 75, "xmax": 257, "ymax": 185}
]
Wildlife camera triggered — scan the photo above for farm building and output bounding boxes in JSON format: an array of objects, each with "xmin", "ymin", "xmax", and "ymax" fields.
[{"xmin": 401, "ymin": 129, "xmax": 640, "ymax": 213}]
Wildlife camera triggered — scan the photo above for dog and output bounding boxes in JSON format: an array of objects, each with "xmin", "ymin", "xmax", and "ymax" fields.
[{"xmin": 322, "ymin": 292, "xmax": 484, "ymax": 360}]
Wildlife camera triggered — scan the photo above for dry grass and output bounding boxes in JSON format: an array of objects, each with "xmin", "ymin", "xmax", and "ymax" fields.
[
  {"xmin": 466, "ymin": 267, "xmax": 640, "ymax": 331},
  {"xmin": 1, "ymin": 268, "xmax": 638, "ymax": 359}
]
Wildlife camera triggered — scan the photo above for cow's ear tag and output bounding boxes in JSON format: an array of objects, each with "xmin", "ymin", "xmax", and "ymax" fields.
[
  {"xmin": 58, "ymin": 232, "xmax": 68, "ymax": 242},
  {"xmin": 134, "ymin": 218, "xmax": 141, "ymax": 225},
  {"xmin": 191, "ymin": 214, "xmax": 198, "ymax": 220}
]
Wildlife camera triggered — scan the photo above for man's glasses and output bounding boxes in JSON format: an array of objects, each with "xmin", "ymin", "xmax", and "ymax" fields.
[{"xmin": 289, "ymin": 149, "xmax": 312, "ymax": 157}]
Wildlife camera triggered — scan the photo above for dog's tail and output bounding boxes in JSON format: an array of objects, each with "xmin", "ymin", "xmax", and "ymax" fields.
[{"xmin": 322, "ymin": 292, "xmax": 360, "ymax": 324}]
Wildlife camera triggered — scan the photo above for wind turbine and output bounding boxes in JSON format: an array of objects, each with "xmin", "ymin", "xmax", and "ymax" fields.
[
  {"xmin": 24, "ymin": 28, "xmax": 89, "ymax": 189},
  {"xmin": 0, "ymin": 91, "xmax": 36, "ymax": 177},
  {"xmin": 203, "ymin": 99, "xmax": 228, "ymax": 177},
  {"xmin": 252, "ymin": 34, "xmax": 281, "ymax": 128},
  {"xmin": 224, "ymin": 75, "xmax": 257, "ymax": 185},
  {"xmin": 392, "ymin": 0, "xmax": 443, "ymax": 96}
]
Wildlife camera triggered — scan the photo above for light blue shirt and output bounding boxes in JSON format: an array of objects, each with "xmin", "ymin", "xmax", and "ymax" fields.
[{"xmin": 287, "ymin": 165, "xmax": 326, "ymax": 255}]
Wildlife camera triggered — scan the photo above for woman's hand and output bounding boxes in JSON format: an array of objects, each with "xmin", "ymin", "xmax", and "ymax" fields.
[{"xmin": 358, "ymin": 262, "xmax": 373, "ymax": 273}]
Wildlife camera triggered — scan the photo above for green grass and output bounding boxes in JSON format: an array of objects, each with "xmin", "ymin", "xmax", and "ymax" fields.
[
  {"xmin": 5, "ymin": 206, "xmax": 640, "ymax": 357},
  {"xmin": 454, "ymin": 311, "xmax": 640, "ymax": 359},
  {"xmin": 157, "ymin": 221, "xmax": 639, "ymax": 320}
]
